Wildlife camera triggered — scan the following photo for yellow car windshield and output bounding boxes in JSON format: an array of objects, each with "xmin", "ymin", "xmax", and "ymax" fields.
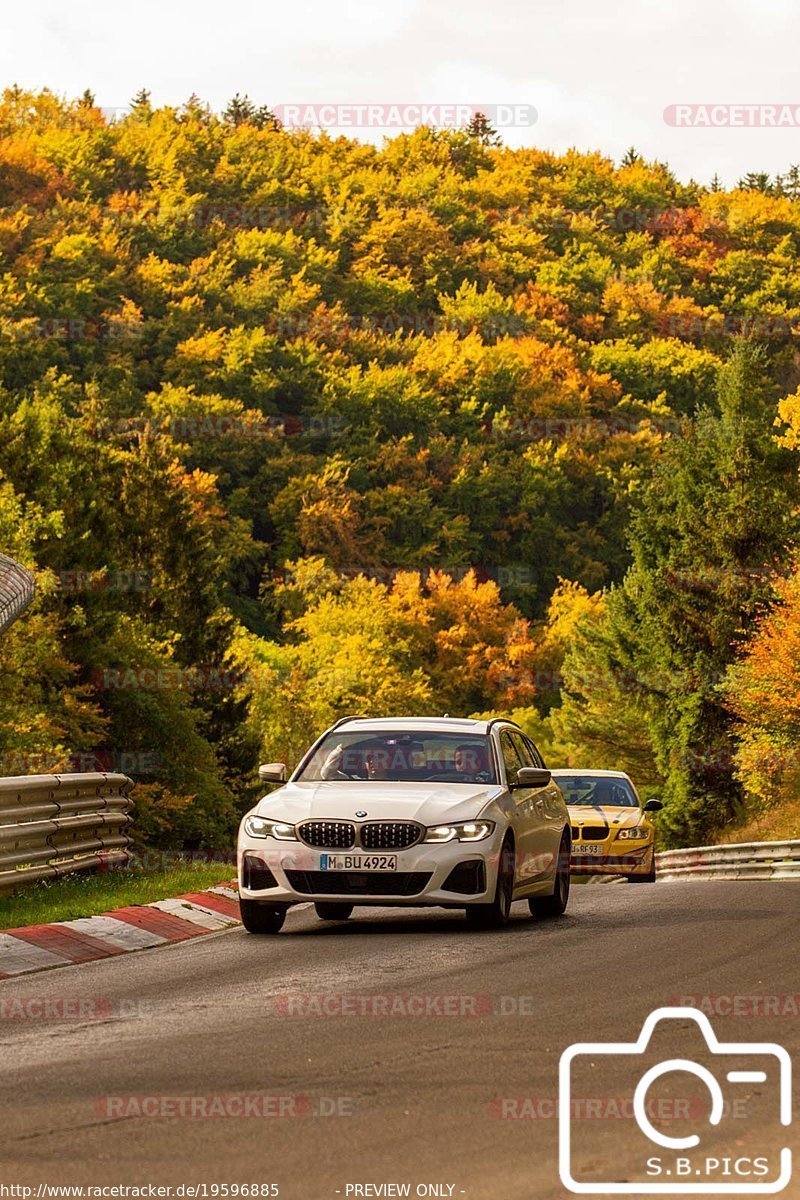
[{"xmin": 559, "ymin": 776, "xmax": 639, "ymax": 808}]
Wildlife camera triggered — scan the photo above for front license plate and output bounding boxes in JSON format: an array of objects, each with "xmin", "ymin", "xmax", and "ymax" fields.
[
  {"xmin": 574, "ymin": 844, "xmax": 604, "ymax": 855},
  {"xmin": 320, "ymin": 854, "xmax": 398, "ymax": 871}
]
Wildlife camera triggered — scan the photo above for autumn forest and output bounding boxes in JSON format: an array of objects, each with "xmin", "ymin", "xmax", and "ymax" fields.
[{"xmin": 2, "ymin": 88, "xmax": 800, "ymax": 849}]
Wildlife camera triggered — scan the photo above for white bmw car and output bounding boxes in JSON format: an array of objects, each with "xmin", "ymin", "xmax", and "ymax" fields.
[{"xmin": 237, "ymin": 716, "xmax": 572, "ymax": 933}]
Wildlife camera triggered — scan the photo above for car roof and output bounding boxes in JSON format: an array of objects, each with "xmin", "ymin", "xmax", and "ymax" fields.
[
  {"xmin": 331, "ymin": 717, "xmax": 513, "ymax": 736},
  {"xmin": 551, "ymin": 768, "xmax": 632, "ymax": 779}
]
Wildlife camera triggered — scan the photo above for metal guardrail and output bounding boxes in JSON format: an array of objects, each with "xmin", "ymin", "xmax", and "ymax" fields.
[
  {"xmin": 656, "ymin": 840, "xmax": 800, "ymax": 881},
  {"xmin": 0, "ymin": 552, "xmax": 36, "ymax": 636},
  {"xmin": 0, "ymin": 773, "xmax": 134, "ymax": 893}
]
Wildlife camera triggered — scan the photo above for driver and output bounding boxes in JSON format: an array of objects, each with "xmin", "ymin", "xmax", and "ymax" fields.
[
  {"xmin": 454, "ymin": 743, "xmax": 489, "ymax": 779},
  {"xmin": 591, "ymin": 780, "xmax": 615, "ymax": 806},
  {"xmin": 320, "ymin": 742, "xmax": 392, "ymax": 780}
]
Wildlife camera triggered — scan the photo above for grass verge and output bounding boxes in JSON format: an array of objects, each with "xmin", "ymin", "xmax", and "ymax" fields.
[
  {"xmin": 0, "ymin": 862, "xmax": 237, "ymax": 931},
  {"xmin": 715, "ymin": 797, "xmax": 800, "ymax": 845}
]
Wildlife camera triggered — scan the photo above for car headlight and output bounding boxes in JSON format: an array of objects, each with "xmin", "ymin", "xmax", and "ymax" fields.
[
  {"xmin": 425, "ymin": 821, "xmax": 495, "ymax": 843},
  {"xmin": 243, "ymin": 815, "xmax": 297, "ymax": 840},
  {"xmin": 617, "ymin": 827, "xmax": 650, "ymax": 840}
]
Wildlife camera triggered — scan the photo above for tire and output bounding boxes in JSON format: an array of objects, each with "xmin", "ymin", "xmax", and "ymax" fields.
[
  {"xmin": 465, "ymin": 836, "xmax": 515, "ymax": 930},
  {"xmin": 529, "ymin": 833, "xmax": 571, "ymax": 918},
  {"xmin": 240, "ymin": 898, "xmax": 287, "ymax": 934},
  {"xmin": 314, "ymin": 902, "xmax": 354, "ymax": 921}
]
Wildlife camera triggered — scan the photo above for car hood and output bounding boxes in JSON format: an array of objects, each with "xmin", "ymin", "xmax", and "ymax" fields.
[
  {"xmin": 252, "ymin": 780, "xmax": 504, "ymax": 826},
  {"xmin": 568, "ymin": 805, "xmax": 644, "ymax": 830}
]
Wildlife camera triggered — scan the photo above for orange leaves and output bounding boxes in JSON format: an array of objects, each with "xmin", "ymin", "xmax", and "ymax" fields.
[
  {"xmin": 724, "ymin": 569, "xmax": 800, "ymax": 802},
  {"xmin": 171, "ymin": 464, "xmax": 226, "ymax": 521},
  {"xmin": 727, "ymin": 571, "xmax": 800, "ymax": 720},
  {"xmin": 388, "ymin": 567, "xmax": 539, "ymax": 712},
  {"xmin": 267, "ymin": 560, "xmax": 539, "ymax": 718},
  {"xmin": 0, "ymin": 133, "xmax": 71, "ymax": 206}
]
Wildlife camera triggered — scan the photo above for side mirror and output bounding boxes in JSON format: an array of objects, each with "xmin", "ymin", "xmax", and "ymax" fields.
[
  {"xmin": 258, "ymin": 763, "xmax": 287, "ymax": 784},
  {"xmin": 643, "ymin": 798, "xmax": 663, "ymax": 813},
  {"xmin": 516, "ymin": 766, "xmax": 552, "ymax": 787}
]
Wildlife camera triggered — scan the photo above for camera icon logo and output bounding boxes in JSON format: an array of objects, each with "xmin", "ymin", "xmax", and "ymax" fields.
[{"xmin": 559, "ymin": 1007, "xmax": 792, "ymax": 1194}]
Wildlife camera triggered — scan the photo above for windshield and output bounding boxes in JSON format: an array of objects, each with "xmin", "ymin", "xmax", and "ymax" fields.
[
  {"xmin": 557, "ymin": 775, "xmax": 639, "ymax": 808},
  {"xmin": 296, "ymin": 731, "xmax": 497, "ymax": 784}
]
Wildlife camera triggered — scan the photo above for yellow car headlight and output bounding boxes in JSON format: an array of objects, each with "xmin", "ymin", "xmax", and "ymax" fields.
[{"xmin": 617, "ymin": 826, "xmax": 650, "ymax": 840}]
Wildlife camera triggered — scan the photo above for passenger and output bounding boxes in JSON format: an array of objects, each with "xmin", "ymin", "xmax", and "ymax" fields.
[
  {"xmin": 364, "ymin": 748, "xmax": 390, "ymax": 780},
  {"xmin": 319, "ymin": 742, "xmax": 348, "ymax": 780}
]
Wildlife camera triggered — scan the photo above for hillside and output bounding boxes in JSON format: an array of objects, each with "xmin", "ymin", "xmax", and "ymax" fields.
[{"xmin": 2, "ymin": 88, "xmax": 800, "ymax": 847}]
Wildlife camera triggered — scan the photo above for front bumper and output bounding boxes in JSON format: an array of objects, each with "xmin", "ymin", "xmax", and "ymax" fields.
[
  {"xmin": 237, "ymin": 829, "xmax": 505, "ymax": 906},
  {"xmin": 570, "ymin": 842, "xmax": 654, "ymax": 876}
]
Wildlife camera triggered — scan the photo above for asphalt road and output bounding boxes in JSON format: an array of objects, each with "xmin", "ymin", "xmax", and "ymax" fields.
[{"xmin": 1, "ymin": 882, "xmax": 798, "ymax": 1199}]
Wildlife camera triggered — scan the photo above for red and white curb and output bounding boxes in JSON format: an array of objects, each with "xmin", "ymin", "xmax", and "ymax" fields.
[{"xmin": 0, "ymin": 884, "xmax": 241, "ymax": 978}]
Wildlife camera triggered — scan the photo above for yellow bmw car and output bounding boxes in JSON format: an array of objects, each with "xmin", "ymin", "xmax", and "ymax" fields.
[{"xmin": 551, "ymin": 769, "xmax": 662, "ymax": 882}]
